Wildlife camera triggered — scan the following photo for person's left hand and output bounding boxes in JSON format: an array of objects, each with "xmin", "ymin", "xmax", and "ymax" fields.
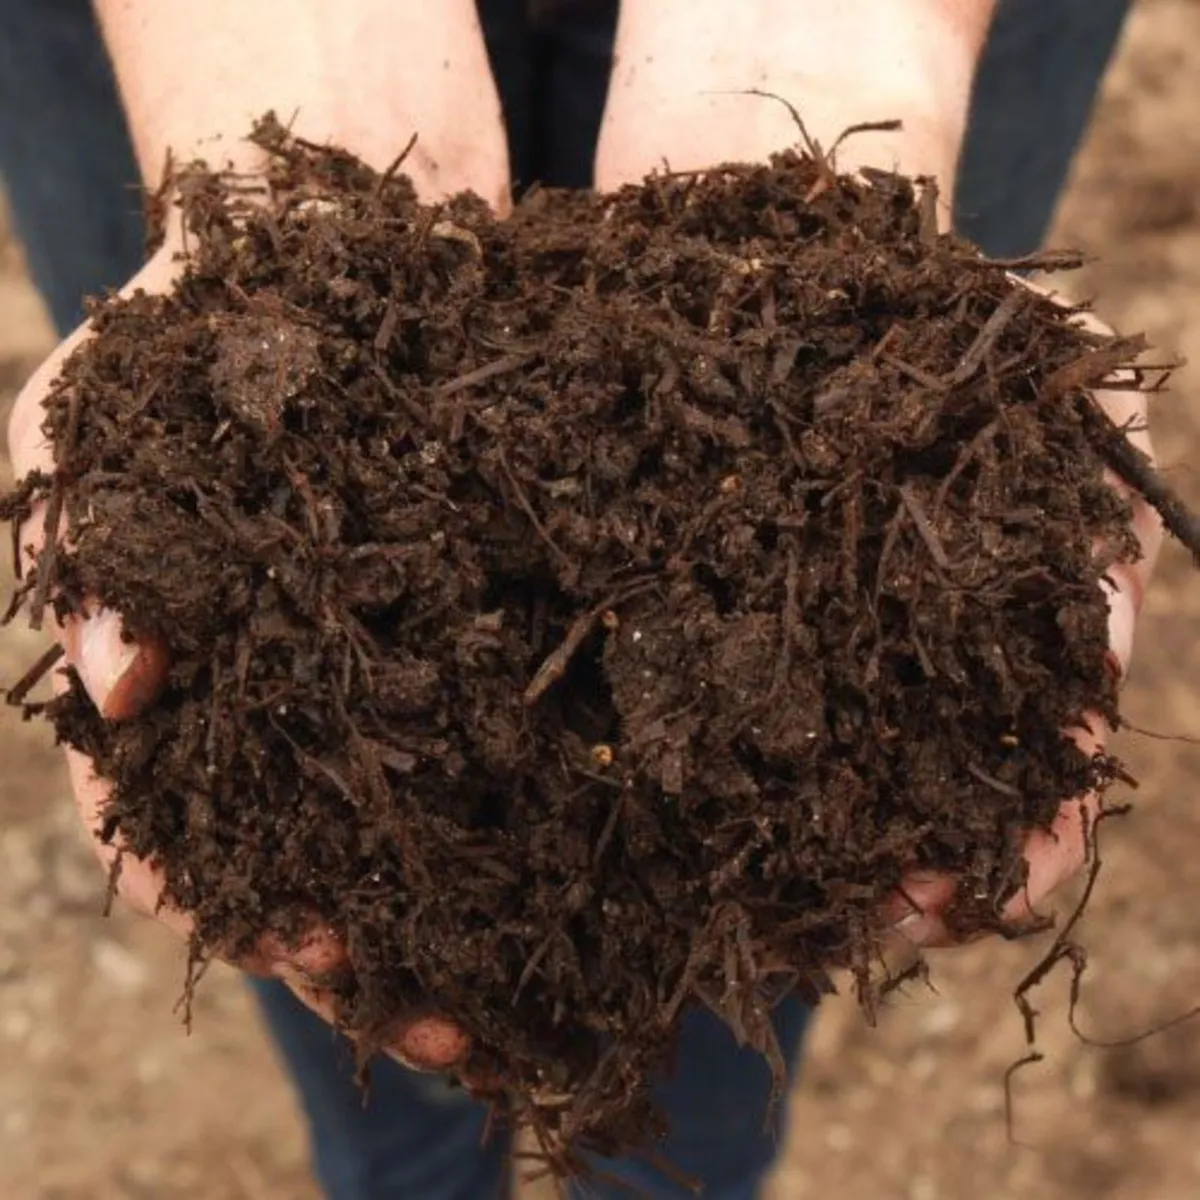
[
  {"xmin": 591, "ymin": 9, "xmax": 1164, "ymax": 949},
  {"xmin": 886, "ymin": 314, "xmax": 1161, "ymax": 947}
]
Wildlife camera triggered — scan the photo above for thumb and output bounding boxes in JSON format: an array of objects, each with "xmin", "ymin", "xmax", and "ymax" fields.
[{"xmin": 62, "ymin": 606, "xmax": 170, "ymax": 720}]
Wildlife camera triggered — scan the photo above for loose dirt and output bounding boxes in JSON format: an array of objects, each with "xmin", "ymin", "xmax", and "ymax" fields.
[
  {"xmin": 2, "ymin": 2, "xmax": 1200, "ymax": 1196},
  {"xmin": 1, "ymin": 105, "xmax": 1188, "ymax": 1180}
]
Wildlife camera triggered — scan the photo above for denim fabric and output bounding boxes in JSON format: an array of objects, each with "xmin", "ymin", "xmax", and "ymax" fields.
[
  {"xmin": 0, "ymin": 0, "xmax": 144, "ymax": 332},
  {"xmin": 0, "ymin": 0, "xmax": 1130, "ymax": 1194},
  {"xmin": 251, "ymin": 978, "xmax": 811, "ymax": 1200},
  {"xmin": 953, "ymin": 0, "xmax": 1132, "ymax": 256}
]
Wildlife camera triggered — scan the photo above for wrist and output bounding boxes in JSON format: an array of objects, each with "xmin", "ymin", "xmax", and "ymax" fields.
[
  {"xmin": 597, "ymin": 0, "xmax": 993, "ymax": 213},
  {"xmin": 94, "ymin": 0, "xmax": 510, "ymax": 208}
]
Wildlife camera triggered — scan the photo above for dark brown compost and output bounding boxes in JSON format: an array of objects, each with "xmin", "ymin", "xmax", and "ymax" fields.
[{"xmin": 3, "ymin": 116, "xmax": 1194, "ymax": 1176}]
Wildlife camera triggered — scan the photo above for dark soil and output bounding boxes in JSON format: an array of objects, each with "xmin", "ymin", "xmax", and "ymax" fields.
[{"xmin": 1, "ymin": 115, "xmax": 1189, "ymax": 1180}]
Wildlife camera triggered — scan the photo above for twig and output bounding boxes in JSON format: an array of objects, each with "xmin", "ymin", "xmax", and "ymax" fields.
[
  {"xmin": 881, "ymin": 353, "xmax": 948, "ymax": 392},
  {"xmin": 513, "ymin": 931, "xmax": 559, "ymax": 1005},
  {"xmin": 942, "ymin": 289, "xmax": 1028, "ymax": 388},
  {"xmin": 1118, "ymin": 719, "xmax": 1200, "ymax": 745},
  {"xmin": 5, "ymin": 642, "xmax": 64, "ymax": 706},
  {"xmin": 1040, "ymin": 335, "xmax": 1149, "ymax": 402},
  {"xmin": 369, "ymin": 363, "xmax": 431, "ymax": 427},
  {"xmin": 1002, "ymin": 802, "xmax": 1115, "ymax": 1143},
  {"xmin": 898, "ymin": 484, "xmax": 951, "ymax": 570},
  {"xmin": 592, "ymin": 792, "xmax": 625, "ymax": 867},
  {"xmin": 523, "ymin": 607, "xmax": 605, "ymax": 705},
  {"xmin": 828, "ymin": 119, "xmax": 904, "ymax": 161},
  {"xmin": 1011, "ymin": 804, "xmax": 1113, "ymax": 1047},
  {"xmin": 31, "ymin": 388, "xmax": 81, "ymax": 630},
  {"xmin": 960, "ymin": 250, "xmax": 1089, "ymax": 272},
  {"xmin": 370, "ymin": 131, "xmax": 419, "ymax": 202},
  {"xmin": 3, "ymin": 472, "xmax": 48, "ymax": 583},
  {"xmin": 1004, "ymin": 1052, "xmax": 1045, "ymax": 1146},
  {"xmin": 99, "ymin": 854, "xmax": 126, "ymax": 922},
  {"xmin": 524, "ymin": 581, "xmax": 656, "ymax": 705},
  {"xmin": 765, "ymin": 547, "xmax": 800, "ymax": 704},
  {"xmin": 706, "ymin": 88, "xmax": 825, "ymax": 167},
  {"xmin": 917, "ymin": 178, "xmax": 939, "ymax": 247},
  {"xmin": 1082, "ymin": 397, "xmax": 1200, "ymax": 563},
  {"xmin": 436, "ymin": 352, "xmax": 538, "ymax": 398},
  {"xmin": 933, "ymin": 419, "xmax": 999, "ymax": 515},
  {"xmin": 966, "ymin": 762, "xmax": 1020, "ymax": 798},
  {"xmin": 495, "ymin": 448, "xmax": 570, "ymax": 567}
]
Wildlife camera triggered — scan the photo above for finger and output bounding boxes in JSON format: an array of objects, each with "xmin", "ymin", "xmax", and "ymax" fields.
[
  {"xmin": 886, "ymin": 716, "xmax": 1108, "ymax": 947},
  {"xmin": 7, "ymin": 256, "xmax": 353, "ymax": 993},
  {"xmin": 1096, "ymin": 379, "xmax": 1161, "ymax": 680},
  {"xmin": 58, "ymin": 694, "xmax": 194, "ymax": 938},
  {"xmin": 1102, "ymin": 567, "xmax": 1137, "ymax": 681},
  {"xmin": 59, "ymin": 722, "xmax": 192, "ymax": 934},
  {"xmin": 52, "ymin": 611, "xmax": 348, "ymax": 995},
  {"xmin": 6, "ymin": 330, "xmax": 89, "ymax": 481},
  {"xmin": 53, "ymin": 664, "xmax": 350, "ymax": 985},
  {"xmin": 883, "ymin": 294, "xmax": 1150, "ymax": 950},
  {"xmin": 243, "ymin": 922, "xmax": 350, "ymax": 982},
  {"xmin": 1099, "ymin": 460, "xmax": 1163, "ymax": 681},
  {"xmin": 9, "ymin": 336, "xmax": 172, "ymax": 722},
  {"xmin": 65, "ymin": 732, "xmax": 357, "ymax": 987},
  {"xmin": 1001, "ymin": 795, "xmax": 1096, "ymax": 927},
  {"xmin": 59, "ymin": 606, "xmax": 171, "ymax": 720},
  {"xmin": 1028, "ymin": 285, "xmax": 1163, "ymax": 669},
  {"xmin": 885, "ymin": 872, "xmax": 957, "ymax": 948},
  {"xmin": 7, "ymin": 251, "xmax": 181, "ymax": 574},
  {"xmin": 279, "ymin": 972, "xmax": 471, "ymax": 1072},
  {"xmin": 1000, "ymin": 717, "xmax": 1106, "ymax": 926},
  {"xmin": 392, "ymin": 1015, "xmax": 472, "ymax": 1071}
]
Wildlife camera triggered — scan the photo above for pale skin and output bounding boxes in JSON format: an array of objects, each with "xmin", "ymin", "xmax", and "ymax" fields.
[{"xmin": 5, "ymin": 0, "xmax": 1160, "ymax": 1070}]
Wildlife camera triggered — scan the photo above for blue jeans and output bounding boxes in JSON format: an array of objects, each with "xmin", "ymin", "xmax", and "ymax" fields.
[{"xmin": 0, "ymin": 1, "xmax": 1130, "ymax": 1195}]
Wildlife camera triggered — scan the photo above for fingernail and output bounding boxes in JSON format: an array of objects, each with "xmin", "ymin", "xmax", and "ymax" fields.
[
  {"xmin": 892, "ymin": 911, "xmax": 934, "ymax": 946},
  {"xmin": 398, "ymin": 1017, "xmax": 470, "ymax": 1070},
  {"xmin": 78, "ymin": 608, "xmax": 139, "ymax": 715},
  {"xmin": 76, "ymin": 609, "xmax": 169, "ymax": 719}
]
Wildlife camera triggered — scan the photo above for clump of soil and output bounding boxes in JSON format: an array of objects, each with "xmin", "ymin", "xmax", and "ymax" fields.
[{"xmin": 2, "ymin": 115, "xmax": 1193, "ymax": 1175}]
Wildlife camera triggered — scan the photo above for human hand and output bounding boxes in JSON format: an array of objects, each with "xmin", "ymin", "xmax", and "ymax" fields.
[
  {"xmin": 592, "ymin": 1, "xmax": 1162, "ymax": 950},
  {"xmin": 2, "ymin": 107, "xmax": 512, "ymax": 1067},
  {"xmin": 10, "ymin": 0, "xmax": 519, "ymax": 1060},
  {"xmin": 888, "ymin": 303, "xmax": 1161, "ymax": 948},
  {"xmin": 5, "ymin": 246, "xmax": 467, "ymax": 1069},
  {"xmin": 595, "ymin": 0, "xmax": 995, "ymax": 204}
]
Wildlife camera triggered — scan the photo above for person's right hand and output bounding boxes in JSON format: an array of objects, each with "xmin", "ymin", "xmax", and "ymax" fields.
[
  {"xmin": 4, "ymin": 135, "xmax": 510, "ymax": 1072},
  {"xmin": 6, "ymin": 0, "xmax": 517, "ymax": 1077}
]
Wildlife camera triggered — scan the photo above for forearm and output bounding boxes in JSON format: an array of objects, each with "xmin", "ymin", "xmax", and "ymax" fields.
[
  {"xmin": 93, "ymin": 0, "xmax": 509, "ymax": 204},
  {"xmin": 597, "ymin": 0, "xmax": 998, "ymax": 199}
]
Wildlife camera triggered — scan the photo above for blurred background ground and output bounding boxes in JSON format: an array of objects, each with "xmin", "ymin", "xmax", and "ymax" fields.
[{"xmin": 3, "ymin": 1, "xmax": 1200, "ymax": 1196}]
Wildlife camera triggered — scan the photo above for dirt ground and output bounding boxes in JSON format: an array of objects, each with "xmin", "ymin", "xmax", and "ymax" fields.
[{"xmin": 3, "ymin": 2, "xmax": 1200, "ymax": 1196}]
